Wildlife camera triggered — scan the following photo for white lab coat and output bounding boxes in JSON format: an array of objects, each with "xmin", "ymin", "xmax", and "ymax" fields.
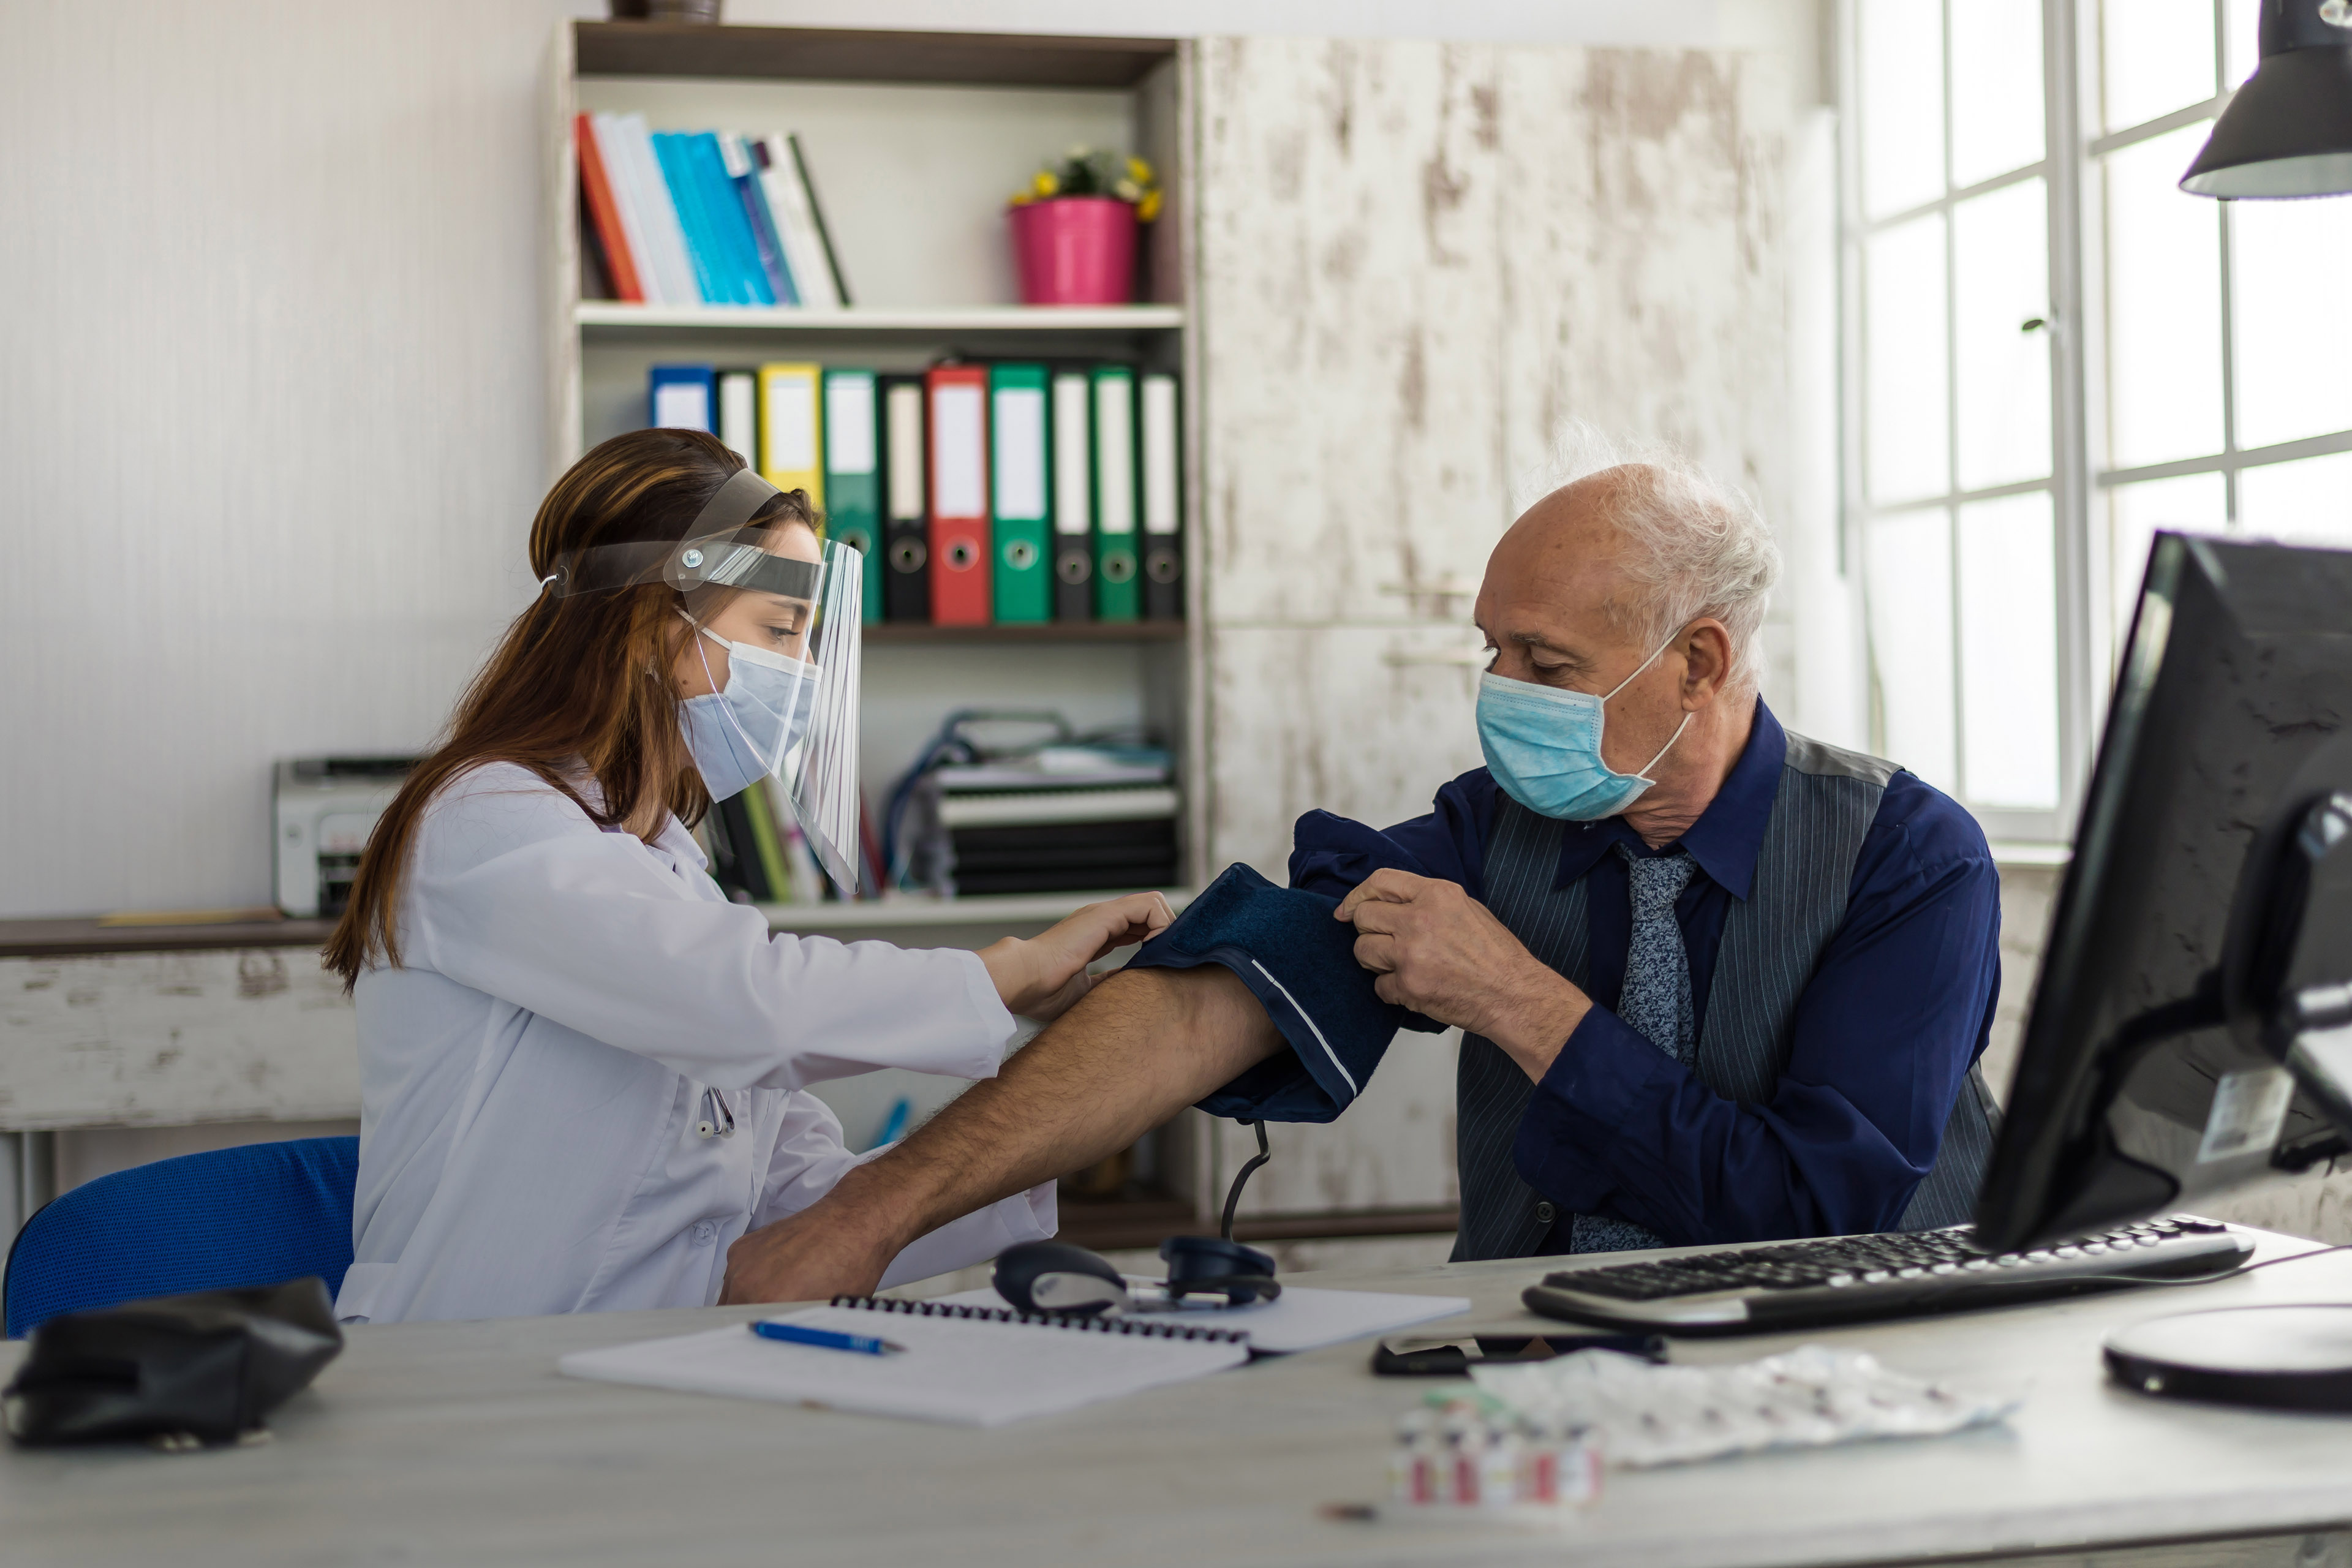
[{"xmin": 334, "ymin": 763, "xmax": 1054, "ymax": 1325}]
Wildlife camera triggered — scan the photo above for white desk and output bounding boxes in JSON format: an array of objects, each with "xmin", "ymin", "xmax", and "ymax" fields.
[{"xmin": 7, "ymin": 1227, "xmax": 2352, "ymax": 1567}]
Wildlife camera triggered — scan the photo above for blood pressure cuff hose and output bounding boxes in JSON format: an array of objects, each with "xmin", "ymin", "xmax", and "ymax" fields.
[{"xmin": 1125, "ymin": 862, "xmax": 1444, "ymax": 1123}]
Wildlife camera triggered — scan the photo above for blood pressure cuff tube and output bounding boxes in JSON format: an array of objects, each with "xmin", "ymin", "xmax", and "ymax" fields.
[{"xmin": 1124, "ymin": 862, "xmax": 1441, "ymax": 1123}]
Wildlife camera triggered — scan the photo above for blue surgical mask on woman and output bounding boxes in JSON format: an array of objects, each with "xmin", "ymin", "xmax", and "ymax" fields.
[
  {"xmin": 1476, "ymin": 636, "xmax": 1693, "ymax": 821},
  {"xmin": 677, "ymin": 615, "xmax": 815, "ymax": 803}
]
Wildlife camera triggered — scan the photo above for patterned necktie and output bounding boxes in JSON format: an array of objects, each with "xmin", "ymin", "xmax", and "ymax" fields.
[{"xmin": 1570, "ymin": 845, "xmax": 1700, "ymax": 1254}]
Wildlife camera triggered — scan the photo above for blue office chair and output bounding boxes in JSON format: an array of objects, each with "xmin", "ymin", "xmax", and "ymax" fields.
[{"xmin": 3, "ymin": 1136, "xmax": 359, "ymax": 1339}]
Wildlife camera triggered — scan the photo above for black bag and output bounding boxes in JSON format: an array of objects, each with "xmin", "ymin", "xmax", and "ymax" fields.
[{"xmin": 3, "ymin": 1276, "xmax": 343, "ymax": 1447}]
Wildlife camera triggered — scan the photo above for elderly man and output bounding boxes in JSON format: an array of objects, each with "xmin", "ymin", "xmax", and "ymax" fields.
[{"xmin": 722, "ymin": 450, "xmax": 2002, "ymax": 1302}]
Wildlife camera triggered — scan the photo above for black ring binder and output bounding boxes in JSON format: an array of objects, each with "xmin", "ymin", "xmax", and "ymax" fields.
[{"xmin": 828, "ymin": 1294, "xmax": 1249, "ymax": 1344}]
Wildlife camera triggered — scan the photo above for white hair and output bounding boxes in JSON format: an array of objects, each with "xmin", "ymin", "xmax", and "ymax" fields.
[{"xmin": 1515, "ymin": 425, "xmax": 1781, "ymax": 692}]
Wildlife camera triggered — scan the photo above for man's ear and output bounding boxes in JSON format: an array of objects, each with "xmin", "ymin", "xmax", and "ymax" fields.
[{"xmin": 1681, "ymin": 620, "xmax": 1735, "ymax": 706}]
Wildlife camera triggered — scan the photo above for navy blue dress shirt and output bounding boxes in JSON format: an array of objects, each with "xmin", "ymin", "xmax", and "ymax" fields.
[{"xmin": 1281, "ymin": 699, "xmax": 2003, "ymax": 1248}]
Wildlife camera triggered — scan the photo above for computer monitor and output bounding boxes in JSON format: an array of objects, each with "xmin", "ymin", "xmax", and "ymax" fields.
[{"xmin": 1974, "ymin": 532, "xmax": 2352, "ymax": 1253}]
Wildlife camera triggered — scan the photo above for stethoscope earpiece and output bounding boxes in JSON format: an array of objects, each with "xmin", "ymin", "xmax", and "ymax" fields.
[{"xmin": 695, "ymin": 1086, "xmax": 736, "ymax": 1140}]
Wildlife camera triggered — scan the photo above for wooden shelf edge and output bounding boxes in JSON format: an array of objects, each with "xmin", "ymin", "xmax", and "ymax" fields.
[
  {"xmin": 0, "ymin": 918, "xmax": 339, "ymax": 960},
  {"xmin": 1230, "ymin": 1207, "xmax": 1461, "ymax": 1244},
  {"xmin": 576, "ymin": 303, "xmax": 1185, "ymax": 333},
  {"xmin": 1052, "ymin": 1200, "xmax": 1463, "ymax": 1253},
  {"xmin": 761, "ymin": 888, "xmax": 1193, "ymax": 931},
  {"xmin": 864, "ymin": 619, "xmax": 1186, "ymax": 645},
  {"xmin": 574, "ymin": 21, "xmax": 1179, "ymax": 89}
]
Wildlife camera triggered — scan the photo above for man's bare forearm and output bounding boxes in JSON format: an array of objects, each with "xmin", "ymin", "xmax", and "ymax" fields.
[{"xmin": 834, "ymin": 966, "xmax": 1281, "ymax": 1258}]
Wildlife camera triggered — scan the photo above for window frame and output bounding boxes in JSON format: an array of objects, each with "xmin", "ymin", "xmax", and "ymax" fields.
[{"xmin": 1836, "ymin": 0, "xmax": 2095, "ymax": 846}]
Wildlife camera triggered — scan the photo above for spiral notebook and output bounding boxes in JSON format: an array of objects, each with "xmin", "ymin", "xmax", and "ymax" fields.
[{"xmin": 559, "ymin": 1298, "xmax": 1252, "ymax": 1428}]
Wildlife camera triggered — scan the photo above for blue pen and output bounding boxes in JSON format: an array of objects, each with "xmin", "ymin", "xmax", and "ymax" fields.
[{"xmin": 750, "ymin": 1320, "xmax": 905, "ymax": 1355}]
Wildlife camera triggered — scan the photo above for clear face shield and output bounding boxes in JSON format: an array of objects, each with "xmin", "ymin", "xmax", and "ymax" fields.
[{"xmin": 543, "ymin": 469, "xmax": 865, "ymax": 890}]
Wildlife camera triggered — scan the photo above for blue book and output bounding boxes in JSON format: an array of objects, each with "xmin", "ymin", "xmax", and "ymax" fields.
[
  {"xmin": 648, "ymin": 364, "xmax": 717, "ymax": 432},
  {"xmin": 689, "ymin": 132, "xmax": 771, "ymax": 306},
  {"xmin": 723, "ymin": 133, "xmax": 797, "ymax": 305},
  {"xmin": 652, "ymin": 132, "xmax": 728, "ymax": 306}
]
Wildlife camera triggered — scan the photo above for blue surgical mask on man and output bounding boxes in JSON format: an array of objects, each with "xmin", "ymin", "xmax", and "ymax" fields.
[
  {"xmin": 677, "ymin": 614, "xmax": 815, "ymax": 803},
  {"xmin": 1476, "ymin": 635, "xmax": 1693, "ymax": 820}
]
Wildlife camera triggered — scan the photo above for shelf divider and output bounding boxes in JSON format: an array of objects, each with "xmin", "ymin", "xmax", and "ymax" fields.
[{"xmin": 576, "ymin": 303, "xmax": 1184, "ymax": 333}]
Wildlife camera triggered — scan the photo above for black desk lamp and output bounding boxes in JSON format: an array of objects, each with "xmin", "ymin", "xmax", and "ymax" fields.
[{"xmin": 2181, "ymin": 0, "xmax": 2352, "ymax": 197}]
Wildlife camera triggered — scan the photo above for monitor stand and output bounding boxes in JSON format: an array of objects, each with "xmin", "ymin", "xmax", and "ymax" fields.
[
  {"xmin": 2124, "ymin": 777, "xmax": 2352, "ymax": 1411},
  {"xmin": 2106, "ymin": 1305, "xmax": 2352, "ymax": 1411}
]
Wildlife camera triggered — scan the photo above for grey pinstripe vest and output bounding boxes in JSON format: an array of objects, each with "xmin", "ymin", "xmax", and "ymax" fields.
[{"xmin": 1450, "ymin": 731, "xmax": 2000, "ymax": 1261}]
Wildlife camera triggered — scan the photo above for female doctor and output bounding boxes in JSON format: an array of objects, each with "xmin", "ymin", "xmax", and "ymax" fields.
[{"xmin": 323, "ymin": 428, "xmax": 1169, "ymax": 1324}]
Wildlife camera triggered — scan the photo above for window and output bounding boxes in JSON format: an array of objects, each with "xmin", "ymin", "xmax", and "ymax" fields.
[
  {"xmin": 1844, "ymin": 0, "xmax": 2067, "ymax": 840},
  {"xmin": 1839, "ymin": 0, "xmax": 2352, "ymax": 843}
]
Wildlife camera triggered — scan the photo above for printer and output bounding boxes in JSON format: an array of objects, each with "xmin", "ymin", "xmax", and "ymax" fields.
[{"xmin": 273, "ymin": 756, "xmax": 417, "ymax": 918}]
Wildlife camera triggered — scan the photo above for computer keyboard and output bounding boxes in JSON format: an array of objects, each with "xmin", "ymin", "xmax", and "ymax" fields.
[{"xmin": 1521, "ymin": 1216, "xmax": 2255, "ymax": 1335}]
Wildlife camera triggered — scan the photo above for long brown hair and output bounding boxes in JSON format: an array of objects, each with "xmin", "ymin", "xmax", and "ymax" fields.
[{"xmin": 325, "ymin": 428, "xmax": 813, "ymax": 987}]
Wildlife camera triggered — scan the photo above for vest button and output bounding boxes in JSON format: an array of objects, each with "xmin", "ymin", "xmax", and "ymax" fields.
[{"xmin": 1534, "ymin": 1201, "xmax": 1558, "ymax": 1225}]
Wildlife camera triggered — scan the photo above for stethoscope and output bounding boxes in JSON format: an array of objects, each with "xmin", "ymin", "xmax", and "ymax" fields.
[{"xmin": 695, "ymin": 1086, "xmax": 737, "ymax": 1140}]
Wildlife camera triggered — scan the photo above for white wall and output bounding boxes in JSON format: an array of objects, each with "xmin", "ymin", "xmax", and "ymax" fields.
[{"xmin": 0, "ymin": 0, "xmax": 1823, "ymax": 919}]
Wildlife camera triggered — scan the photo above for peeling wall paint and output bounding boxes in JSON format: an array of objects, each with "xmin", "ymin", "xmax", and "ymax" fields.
[{"xmin": 1194, "ymin": 36, "xmax": 1795, "ymax": 1216}]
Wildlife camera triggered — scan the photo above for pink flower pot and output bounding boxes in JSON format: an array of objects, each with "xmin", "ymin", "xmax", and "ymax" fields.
[{"xmin": 1009, "ymin": 196, "xmax": 1137, "ymax": 306}]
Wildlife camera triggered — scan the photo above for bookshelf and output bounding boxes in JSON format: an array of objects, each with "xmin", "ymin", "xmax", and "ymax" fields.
[
  {"xmin": 545, "ymin": 18, "xmax": 1205, "ymax": 898},
  {"xmin": 546, "ymin": 20, "xmax": 1210, "ymax": 1223}
]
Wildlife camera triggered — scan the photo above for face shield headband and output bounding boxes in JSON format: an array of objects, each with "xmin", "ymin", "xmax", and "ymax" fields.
[{"xmin": 541, "ymin": 469, "xmax": 824, "ymax": 605}]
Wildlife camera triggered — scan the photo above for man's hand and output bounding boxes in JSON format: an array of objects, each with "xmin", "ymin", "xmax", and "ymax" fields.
[
  {"xmin": 721, "ymin": 1165, "xmax": 900, "ymax": 1306},
  {"xmin": 978, "ymin": 891, "xmax": 1175, "ymax": 1022},
  {"xmin": 1336, "ymin": 869, "xmax": 1590, "ymax": 1080}
]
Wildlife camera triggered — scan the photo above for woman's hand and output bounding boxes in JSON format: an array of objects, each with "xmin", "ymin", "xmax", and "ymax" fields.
[{"xmin": 978, "ymin": 891, "xmax": 1177, "ymax": 1022}]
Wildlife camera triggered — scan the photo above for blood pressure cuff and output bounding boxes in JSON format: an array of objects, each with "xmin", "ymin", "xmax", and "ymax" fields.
[
  {"xmin": 3, "ymin": 1278, "xmax": 343, "ymax": 1447},
  {"xmin": 1125, "ymin": 862, "xmax": 1442, "ymax": 1123}
]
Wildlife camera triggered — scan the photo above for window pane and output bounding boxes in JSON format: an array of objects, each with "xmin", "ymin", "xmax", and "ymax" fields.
[
  {"xmin": 1861, "ymin": 0, "xmax": 1945, "ymax": 217},
  {"xmin": 2225, "ymin": 0, "xmax": 2261, "ymax": 86},
  {"xmin": 1954, "ymin": 178, "xmax": 2052, "ymax": 490},
  {"xmin": 1951, "ymin": 0, "xmax": 2045, "ymax": 189},
  {"xmin": 1866, "ymin": 213, "xmax": 1951, "ymax": 505},
  {"xmin": 1867, "ymin": 507, "xmax": 1958, "ymax": 794},
  {"xmin": 2106, "ymin": 472, "xmax": 2225, "ymax": 671},
  {"xmin": 2104, "ymin": 124, "xmax": 2225, "ymax": 469},
  {"xmin": 2101, "ymin": 0, "xmax": 2218, "ymax": 131},
  {"xmin": 2233, "ymin": 197, "xmax": 2352, "ymax": 450},
  {"xmin": 1958, "ymin": 491, "xmax": 2060, "ymax": 810},
  {"xmin": 2239, "ymin": 451, "xmax": 2352, "ymax": 547}
]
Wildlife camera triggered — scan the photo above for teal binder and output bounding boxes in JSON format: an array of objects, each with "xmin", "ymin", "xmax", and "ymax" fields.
[
  {"xmin": 823, "ymin": 369, "xmax": 883, "ymax": 625},
  {"xmin": 1091, "ymin": 367, "xmax": 1140, "ymax": 622},
  {"xmin": 990, "ymin": 364, "xmax": 1051, "ymax": 625}
]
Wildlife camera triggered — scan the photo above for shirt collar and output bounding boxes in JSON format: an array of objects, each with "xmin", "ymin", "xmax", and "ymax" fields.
[{"xmin": 1550, "ymin": 698, "xmax": 1786, "ymax": 902}]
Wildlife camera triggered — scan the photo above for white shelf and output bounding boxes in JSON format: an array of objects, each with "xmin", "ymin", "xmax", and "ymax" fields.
[
  {"xmin": 575, "ymin": 303, "xmax": 1185, "ymax": 333},
  {"xmin": 760, "ymin": 888, "xmax": 1193, "ymax": 932}
]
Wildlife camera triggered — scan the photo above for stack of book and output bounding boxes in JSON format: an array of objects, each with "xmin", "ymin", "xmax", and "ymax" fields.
[
  {"xmin": 647, "ymin": 361, "xmax": 1183, "ymax": 627},
  {"xmin": 695, "ymin": 775, "xmax": 883, "ymax": 905},
  {"xmin": 576, "ymin": 112, "xmax": 851, "ymax": 307},
  {"xmin": 921, "ymin": 748, "xmax": 1178, "ymax": 897}
]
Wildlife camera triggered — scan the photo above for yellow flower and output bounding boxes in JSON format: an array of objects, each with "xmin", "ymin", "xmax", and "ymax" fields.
[
  {"xmin": 1009, "ymin": 190, "xmax": 1033, "ymax": 206},
  {"xmin": 1136, "ymin": 189, "xmax": 1163, "ymax": 222},
  {"xmin": 1114, "ymin": 178, "xmax": 1142, "ymax": 202},
  {"xmin": 1033, "ymin": 170, "xmax": 1059, "ymax": 197},
  {"xmin": 1126, "ymin": 157, "xmax": 1154, "ymax": 185}
]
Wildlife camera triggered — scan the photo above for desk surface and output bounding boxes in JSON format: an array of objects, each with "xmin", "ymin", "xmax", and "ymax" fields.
[{"xmin": 7, "ymin": 1228, "xmax": 2352, "ymax": 1568}]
